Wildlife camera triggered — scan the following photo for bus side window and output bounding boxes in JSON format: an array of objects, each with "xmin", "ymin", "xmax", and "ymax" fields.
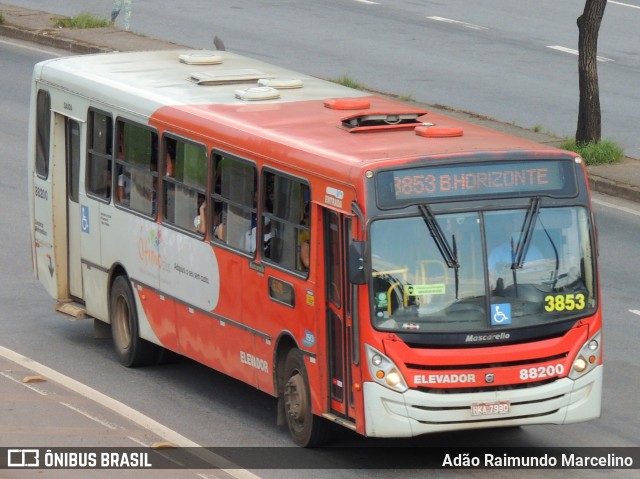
[
  {"xmin": 115, "ymin": 120, "xmax": 158, "ymax": 217},
  {"xmin": 35, "ymin": 89, "xmax": 51, "ymax": 179},
  {"xmin": 162, "ymin": 135, "xmax": 207, "ymax": 234},
  {"xmin": 86, "ymin": 109, "xmax": 113, "ymax": 201},
  {"xmin": 262, "ymin": 171, "xmax": 310, "ymax": 275},
  {"xmin": 211, "ymin": 152, "xmax": 257, "ymax": 252}
]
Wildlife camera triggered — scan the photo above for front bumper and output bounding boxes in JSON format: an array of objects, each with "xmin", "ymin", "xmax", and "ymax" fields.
[{"xmin": 363, "ymin": 365, "xmax": 602, "ymax": 437}]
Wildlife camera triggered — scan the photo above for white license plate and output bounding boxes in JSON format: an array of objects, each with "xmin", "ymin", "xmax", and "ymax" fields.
[{"xmin": 470, "ymin": 400, "xmax": 511, "ymax": 416}]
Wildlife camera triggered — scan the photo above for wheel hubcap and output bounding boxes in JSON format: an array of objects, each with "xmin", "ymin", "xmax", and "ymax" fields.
[
  {"xmin": 284, "ymin": 372, "xmax": 307, "ymax": 427},
  {"xmin": 114, "ymin": 296, "xmax": 131, "ymax": 349}
]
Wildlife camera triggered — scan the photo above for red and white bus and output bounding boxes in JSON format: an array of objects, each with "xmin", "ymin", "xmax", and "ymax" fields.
[{"xmin": 28, "ymin": 49, "xmax": 602, "ymax": 446}]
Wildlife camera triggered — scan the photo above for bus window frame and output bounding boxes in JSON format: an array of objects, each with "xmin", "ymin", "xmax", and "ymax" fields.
[
  {"xmin": 113, "ymin": 117, "xmax": 159, "ymax": 220},
  {"xmin": 35, "ymin": 89, "xmax": 51, "ymax": 180},
  {"xmin": 85, "ymin": 108, "xmax": 114, "ymax": 204},
  {"xmin": 260, "ymin": 166, "xmax": 312, "ymax": 279},
  {"xmin": 209, "ymin": 149, "xmax": 259, "ymax": 256},
  {"xmin": 161, "ymin": 132, "xmax": 208, "ymax": 237}
]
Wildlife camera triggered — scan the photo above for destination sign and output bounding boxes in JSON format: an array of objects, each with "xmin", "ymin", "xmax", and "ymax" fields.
[{"xmin": 376, "ymin": 160, "xmax": 576, "ymax": 207}]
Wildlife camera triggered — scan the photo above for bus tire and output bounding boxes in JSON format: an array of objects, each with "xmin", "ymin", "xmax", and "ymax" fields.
[
  {"xmin": 283, "ymin": 349, "xmax": 331, "ymax": 447},
  {"xmin": 110, "ymin": 275, "xmax": 159, "ymax": 368}
]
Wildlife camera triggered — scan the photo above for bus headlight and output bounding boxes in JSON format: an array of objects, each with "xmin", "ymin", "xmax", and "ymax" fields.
[
  {"xmin": 573, "ymin": 357, "xmax": 588, "ymax": 373},
  {"xmin": 569, "ymin": 332, "xmax": 602, "ymax": 379},
  {"xmin": 365, "ymin": 345, "xmax": 408, "ymax": 393}
]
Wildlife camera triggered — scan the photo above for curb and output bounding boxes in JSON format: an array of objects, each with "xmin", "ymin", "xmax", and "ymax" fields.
[
  {"xmin": 587, "ymin": 174, "xmax": 640, "ymax": 204},
  {"xmin": 0, "ymin": 23, "xmax": 111, "ymax": 54}
]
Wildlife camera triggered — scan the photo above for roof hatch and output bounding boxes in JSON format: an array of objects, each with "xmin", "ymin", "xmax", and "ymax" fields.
[
  {"xmin": 189, "ymin": 69, "xmax": 275, "ymax": 85},
  {"xmin": 258, "ymin": 78, "xmax": 303, "ymax": 89},
  {"xmin": 340, "ymin": 109, "xmax": 428, "ymax": 133}
]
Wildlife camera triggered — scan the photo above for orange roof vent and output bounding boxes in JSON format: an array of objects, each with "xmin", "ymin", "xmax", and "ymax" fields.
[
  {"xmin": 324, "ymin": 98, "xmax": 371, "ymax": 110},
  {"xmin": 415, "ymin": 125, "xmax": 464, "ymax": 138}
]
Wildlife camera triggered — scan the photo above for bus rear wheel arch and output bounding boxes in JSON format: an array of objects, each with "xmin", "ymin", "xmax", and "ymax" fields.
[
  {"xmin": 282, "ymin": 348, "xmax": 331, "ymax": 447},
  {"xmin": 109, "ymin": 275, "xmax": 160, "ymax": 367}
]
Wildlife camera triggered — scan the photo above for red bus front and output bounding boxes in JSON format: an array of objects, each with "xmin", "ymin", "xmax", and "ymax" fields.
[{"xmin": 354, "ymin": 155, "xmax": 602, "ymax": 437}]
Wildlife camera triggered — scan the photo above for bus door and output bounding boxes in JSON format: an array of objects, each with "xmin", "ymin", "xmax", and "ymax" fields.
[
  {"xmin": 324, "ymin": 209, "xmax": 356, "ymax": 420},
  {"xmin": 64, "ymin": 115, "xmax": 84, "ymax": 300}
]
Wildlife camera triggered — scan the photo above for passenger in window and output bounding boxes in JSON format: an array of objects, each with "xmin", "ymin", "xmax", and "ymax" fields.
[
  {"xmin": 147, "ymin": 182, "xmax": 157, "ymax": 216},
  {"xmin": 299, "ymin": 231, "xmax": 310, "ymax": 270},
  {"xmin": 212, "ymin": 203, "xmax": 226, "ymax": 241},
  {"xmin": 299, "ymin": 201, "xmax": 311, "ymax": 270},
  {"xmin": 163, "ymin": 141, "xmax": 176, "ymax": 221},
  {"xmin": 165, "ymin": 140, "xmax": 176, "ymax": 176},
  {"xmin": 117, "ymin": 167, "xmax": 131, "ymax": 204},
  {"xmin": 488, "ymin": 217, "xmax": 544, "ymax": 294},
  {"xmin": 244, "ymin": 216, "xmax": 272, "ymax": 254},
  {"xmin": 194, "ymin": 194, "xmax": 206, "ymax": 234},
  {"xmin": 104, "ymin": 167, "xmax": 112, "ymax": 198},
  {"xmin": 243, "ymin": 215, "xmax": 258, "ymax": 252},
  {"xmin": 116, "ymin": 126, "xmax": 125, "ymax": 159}
]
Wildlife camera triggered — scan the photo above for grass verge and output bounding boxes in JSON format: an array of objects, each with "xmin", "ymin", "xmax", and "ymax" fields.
[
  {"xmin": 560, "ymin": 138, "xmax": 624, "ymax": 166},
  {"xmin": 52, "ymin": 12, "xmax": 110, "ymax": 29},
  {"xmin": 333, "ymin": 74, "xmax": 367, "ymax": 91}
]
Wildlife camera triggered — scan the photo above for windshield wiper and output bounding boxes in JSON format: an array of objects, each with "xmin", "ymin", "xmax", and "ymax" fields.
[
  {"xmin": 419, "ymin": 204, "xmax": 460, "ymax": 299},
  {"xmin": 511, "ymin": 196, "xmax": 541, "ymax": 270},
  {"xmin": 418, "ymin": 204, "xmax": 459, "ymax": 269}
]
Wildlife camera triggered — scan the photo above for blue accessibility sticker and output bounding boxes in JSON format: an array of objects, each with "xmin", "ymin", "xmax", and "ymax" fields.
[
  {"xmin": 491, "ymin": 303, "xmax": 511, "ymax": 325},
  {"xmin": 81, "ymin": 205, "xmax": 90, "ymax": 234}
]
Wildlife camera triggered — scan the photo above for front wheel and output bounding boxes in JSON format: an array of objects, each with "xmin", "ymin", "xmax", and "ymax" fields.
[
  {"xmin": 282, "ymin": 349, "xmax": 331, "ymax": 447},
  {"xmin": 110, "ymin": 275, "xmax": 159, "ymax": 367}
]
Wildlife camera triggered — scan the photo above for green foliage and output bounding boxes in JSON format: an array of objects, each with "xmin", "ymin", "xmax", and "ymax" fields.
[
  {"xmin": 0, "ymin": 12, "xmax": 5, "ymax": 24},
  {"xmin": 333, "ymin": 74, "xmax": 366, "ymax": 91},
  {"xmin": 397, "ymin": 93, "xmax": 415, "ymax": 102},
  {"xmin": 52, "ymin": 12, "xmax": 110, "ymax": 29},
  {"xmin": 560, "ymin": 138, "xmax": 624, "ymax": 166}
]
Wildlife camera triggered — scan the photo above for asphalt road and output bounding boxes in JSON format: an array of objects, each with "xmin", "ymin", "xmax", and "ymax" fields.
[
  {"xmin": 5, "ymin": 0, "xmax": 640, "ymax": 159},
  {"xmin": 0, "ymin": 23, "xmax": 638, "ymax": 479}
]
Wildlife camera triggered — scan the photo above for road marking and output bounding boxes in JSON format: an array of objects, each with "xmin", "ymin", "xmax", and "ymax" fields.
[
  {"xmin": 547, "ymin": 45, "xmax": 614, "ymax": 63},
  {"xmin": 0, "ymin": 370, "xmax": 49, "ymax": 396},
  {"xmin": 592, "ymin": 197, "xmax": 640, "ymax": 218},
  {"xmin": 353, "ymin": 0, "xmax": 380, "ymax": 4},
  {"xmin": 629, "ymin": 309, "xmax": 640, "ymax": 316},
  {"xmin": 0, "ymin": 38, "xmax": 63, "ymax": 56},
  {"xmin": 0, "ymin": 346, "xmax": 261, "ymax": 479},
  {"xmin": 609, "ymin": 1, "xmax": 640, "ymax": 10},
  {"xmin": 60, "ymin": 402, "xmax": 118, "ymax": 430},
  {"xmin": 427, "ymin": 16, "xmax": 489, "ymax": 31}
]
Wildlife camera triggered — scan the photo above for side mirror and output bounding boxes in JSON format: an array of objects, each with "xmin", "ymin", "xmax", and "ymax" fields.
[{"xmin": 348, "ymin": 241, "xmax": 369, "ymax": 285}]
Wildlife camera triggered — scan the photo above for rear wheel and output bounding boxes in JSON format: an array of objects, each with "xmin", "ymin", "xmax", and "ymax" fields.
[
  {"xmin": 110, "ymin": 275, "xmax": 159, "ymax": 367},
  {"xmin": 282, "ymin": 349, "xmax": 331, "ymax": 447}
]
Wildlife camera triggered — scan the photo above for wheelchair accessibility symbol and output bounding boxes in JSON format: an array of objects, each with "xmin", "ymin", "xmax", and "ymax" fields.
[
  {"xmin": 491, "ymin": 303, "xmax": 511, "ymax": 325},
  {"xmin": 81, "ymin": 205, "xmax": 90, "ymax": 234}
]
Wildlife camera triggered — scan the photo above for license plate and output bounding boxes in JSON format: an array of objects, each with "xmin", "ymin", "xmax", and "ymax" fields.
[{"xmin": 470, "ymin": 400, "xmax": 511, "ymax": 416}]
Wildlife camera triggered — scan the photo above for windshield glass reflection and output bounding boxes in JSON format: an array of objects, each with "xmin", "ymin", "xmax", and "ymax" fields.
[{"xmin": 369, "ymin": 207, "xmax": 595, "ymax": 334}]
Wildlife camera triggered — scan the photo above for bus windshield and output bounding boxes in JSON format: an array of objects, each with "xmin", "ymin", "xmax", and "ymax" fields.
[{"xmin": 370, "ymin": 206, "xmax": 596, "ymax": 334}]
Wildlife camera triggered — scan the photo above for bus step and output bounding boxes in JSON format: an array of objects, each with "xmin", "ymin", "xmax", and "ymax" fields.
[
  {"xmin": 55, "ymin": 301, "xmax": 87, "ymax": 321},
  {"xmin": 322, "ymin": 413, "xmax": 357, "ymax": 431}
]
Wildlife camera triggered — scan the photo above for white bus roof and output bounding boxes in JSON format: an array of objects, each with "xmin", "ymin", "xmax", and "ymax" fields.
[{"xmin": 35, "ymin": 49, "xmax": 367, "ymax": 116}]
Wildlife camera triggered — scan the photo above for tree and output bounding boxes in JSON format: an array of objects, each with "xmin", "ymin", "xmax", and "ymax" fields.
[{"xmin": 576, "ymin": 0, "xmax": 608, "ymax": 144}]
